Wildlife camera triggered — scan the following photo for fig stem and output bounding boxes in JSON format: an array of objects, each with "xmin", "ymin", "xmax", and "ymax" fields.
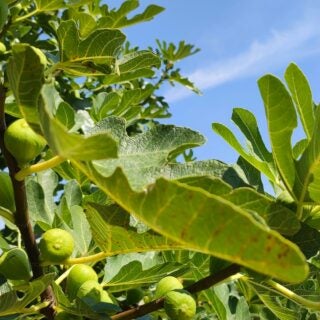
[
  {"xmin": 15, "ymin": 155, "xmax": 65, "ymax": 181},
  {"xmin": 41, "ymin": 251, "xmax": 108, "ymax": 266},
  {"xmin": 266, "ymin": 279, "xmax": 320, "ymax": 310}
]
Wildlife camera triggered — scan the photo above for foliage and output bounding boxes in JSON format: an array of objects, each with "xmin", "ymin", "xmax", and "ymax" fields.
[{"xmin": 0, "ymin": 0, "xmax": 319, "ymax": 319}]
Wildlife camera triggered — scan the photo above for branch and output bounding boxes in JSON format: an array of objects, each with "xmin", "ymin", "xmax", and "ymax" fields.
[
  {"xmin": 111, "ymin": 264, "xmax": 240, "ymax": 320},
  {"xmin": 0, "ymin": 84, "xmax": 56, "ymax": 319}
]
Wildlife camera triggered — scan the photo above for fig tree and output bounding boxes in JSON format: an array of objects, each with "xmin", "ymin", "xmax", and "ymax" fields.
[
  {"xmin": 4, "ymin": 118, "xmax": 46, "ymax": 166},
  {"xmin": 39, "ymin": 228, "xmax": 74, "ymax": 263},
  {"xmin": 0, "ymin": 248, "xmax": 31, "ymax": 280},
  {"xmin": 164, "ymin": 290, "xmax": 196, "ymax": 320},
  {"xmin": 154, "ymin": 276, "xmax": 183, "ymax": 299},
  {"xmin": 66, "ymin": 264, "xmax": 98, "ymax": 300}
]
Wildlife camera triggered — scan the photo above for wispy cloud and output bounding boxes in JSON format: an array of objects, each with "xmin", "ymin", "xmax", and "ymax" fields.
[{"xmin": 165, "ymin": 11, "xmax": 320, "ymax": 102}]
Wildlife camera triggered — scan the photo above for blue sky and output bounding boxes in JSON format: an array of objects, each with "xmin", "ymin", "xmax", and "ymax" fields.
[{"xmin": 107, "ymin": 0, "xmax": 320, "ymax": 165}]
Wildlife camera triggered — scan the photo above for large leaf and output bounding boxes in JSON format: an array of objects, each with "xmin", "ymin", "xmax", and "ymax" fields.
[
  {"xmin": 74, "ymin": 164, "xmax": 308, "ymax": 283},
  {"xmin": 258, "ymin": 75, "xmax": 297, "ymax": 190},
  {"xmin": 91, "ymin": 117, "xmax": 206, "ymax": 190},
  {"xmin": 98, "ymin": 0, "xmax": 164, "ymax": 29},
  {"xmin": 285, "ymin": 63, "xmax": 314, "ymax": 140},
  {"xmin": 6, "ymin": 44, "xmax": 46, "ymax": 127}
]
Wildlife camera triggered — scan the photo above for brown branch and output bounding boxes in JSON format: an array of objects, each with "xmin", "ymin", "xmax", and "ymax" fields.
[
  {"xmin": 111, "ymin": 264, "xmax": 240, "ymax": 320},
  {"xmin": 0, "ymin": 84, "xmax": 56, "ymax": 319}
]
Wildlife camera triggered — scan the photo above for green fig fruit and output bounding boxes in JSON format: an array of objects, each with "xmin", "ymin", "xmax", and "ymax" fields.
[
  {"xmin": 126, "ymin": 288, "xmax": 144, "ymax": 305},
  {"xmin": 39, "ymin": 228, "xmax": 74, "ymax": 263},
  {"xmin": 164, "ymin": 290, "xmax": 196, "ymax": 320},
  {"xmin": 155, "ymin": 276, "xmax": 183, "ymax": 299},
  {"xmin": 0, "ymin": 248, "xmax": 31, "ymax": 280},
  {"xmin": 66, "ymin": 264, "xmax": 98, "ymax": 300},
  {"xmin": 0, "ymin": 172, "xmax": 15, "ymax": 212},
  {"xmin": 4, "ymin": 119, "xmax": 46, "ymax": 166}
]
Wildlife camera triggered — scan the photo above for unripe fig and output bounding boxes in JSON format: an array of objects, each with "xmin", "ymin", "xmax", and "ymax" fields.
[
  {"xmin": 0, "ymin": 172, "xmax": 15, "ymax": 212},
  {"xmin": 4, "ymin": 119, "xmax": 46, "ymax": 166},
  {"xmin": 39, "ymin": 228, "xmax": 74, "ymax": 263},
  {"xmin": 154, "ymin": 276, "xmax": 183, "ymax": 299},
  {"xmin": 66, "ymin": 264, "xmax": 98, "ymax": 300},
  {"xmin": 0, "ymin": 248, "xmax": 31, "ymax": 280},
  {"xmin": 126, "ymin": 288, "xmax": 144, "ymax": 305},
  {"xmin": 164, "ymin": 290, "xmax": 196, "ymax": 320}
]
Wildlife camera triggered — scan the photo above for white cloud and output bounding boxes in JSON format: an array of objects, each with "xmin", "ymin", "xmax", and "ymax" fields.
[{"xmin": 165, "ymin": 12, "xmax": 320, "ymax": 102}]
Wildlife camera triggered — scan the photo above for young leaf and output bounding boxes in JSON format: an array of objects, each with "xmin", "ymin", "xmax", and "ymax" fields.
[
  {"xmin": 258, "ymin": 74, "xmax": 297, "ymax": 190},
  {"xmin": 285, "ymin": 63, "xmax": 315, "ymax": 140},
  {"xmin": 212, "ymin": 123, "xmax": 275, "ymax": 181},
  {"xmin": 231, "ymin": 108, "xmax": 272, "ymax": 163}
]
